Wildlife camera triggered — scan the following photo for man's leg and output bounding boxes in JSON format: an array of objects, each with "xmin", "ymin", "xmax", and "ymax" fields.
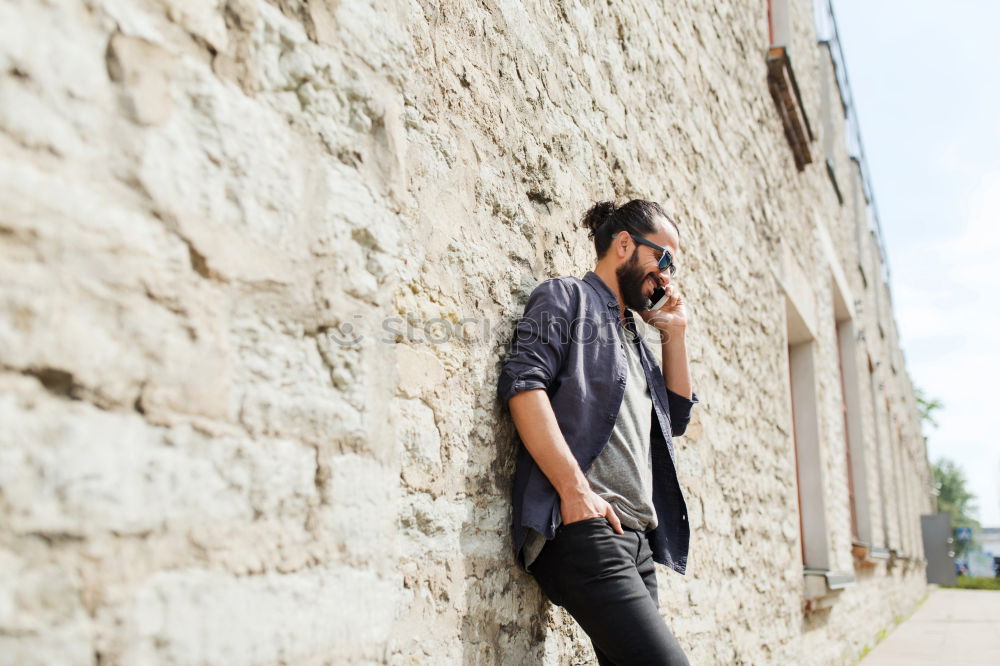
[
  {"xmin": 531, "ymin": 518, "xmax": 689, "ymax": 665},
  {"xmin": 589, "ymin": 535, "xmax": 680, "ymax": 666}
]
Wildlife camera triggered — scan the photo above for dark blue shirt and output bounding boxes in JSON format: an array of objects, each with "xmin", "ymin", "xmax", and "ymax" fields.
[{"xmin": 498, "ymin": 271, "xmax": 698, "ymax": 574}]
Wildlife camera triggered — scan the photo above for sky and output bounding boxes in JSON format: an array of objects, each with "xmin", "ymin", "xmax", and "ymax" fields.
[{"xmin": 832, "ymin": 0, "xmax": 1000, "ymax": 526}]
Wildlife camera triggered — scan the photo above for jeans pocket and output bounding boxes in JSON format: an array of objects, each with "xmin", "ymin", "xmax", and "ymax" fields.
[{"xmin": 556, "ymin": 516, "xmax": 608, "ymax": 534}]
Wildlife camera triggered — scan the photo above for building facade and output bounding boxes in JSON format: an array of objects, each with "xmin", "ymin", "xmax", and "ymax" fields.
[{"xmin": 0, "ymin": 0, "xmax": 932, "ymax": 664}]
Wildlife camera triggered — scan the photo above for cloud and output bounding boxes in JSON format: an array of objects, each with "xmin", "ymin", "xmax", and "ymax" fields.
[{"xmin": 893, "ymin": 171, "xmax": 1000, "ymax": 524}]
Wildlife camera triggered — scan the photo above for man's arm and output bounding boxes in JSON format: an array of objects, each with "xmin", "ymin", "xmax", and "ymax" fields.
[
  {"xmin": 508, "ymin": 389, "xmax": 624, "ymax": 533},
  {"xmin": 639, "ymin": 282, "xmax": 699, "ymax": 435},
  {"xmin": 660, "ymin": 327, "xmax": 699, "ymax": 436},
  {"xmin": 498, "ymin": 278, "xmax": 622, "ymax": 532},
  {"xmin": 660, "ymin": 327, "xmax": 692, "ymax": 399}
]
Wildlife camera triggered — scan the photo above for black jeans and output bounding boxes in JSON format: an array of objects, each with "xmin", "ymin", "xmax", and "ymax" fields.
[{"xmin": 530, "ymin": 518, "xmax": 689, "ymax": 666}]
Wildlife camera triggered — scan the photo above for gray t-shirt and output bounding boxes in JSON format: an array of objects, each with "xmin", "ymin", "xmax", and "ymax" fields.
[{"xmin": 523, "ymin": 320, "xmax": 656, "ymax": 570}]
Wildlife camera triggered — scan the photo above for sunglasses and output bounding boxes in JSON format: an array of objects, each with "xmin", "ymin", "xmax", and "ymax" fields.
[{"xmin": 628, "ymin": 233, "xmax": 676, "ymax": 277}]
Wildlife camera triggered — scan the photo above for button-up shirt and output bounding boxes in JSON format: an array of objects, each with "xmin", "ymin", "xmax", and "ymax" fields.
[{"xmin": 498, "ymin": 271, "xmax": 698, "ymax": 574}]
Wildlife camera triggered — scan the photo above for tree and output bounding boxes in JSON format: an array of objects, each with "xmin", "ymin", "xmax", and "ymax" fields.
[
  {"xmin": 914, "ymin": 387, "xmax": 978, "ymax": 556},
  {"xmin": 932, "ymin": 457, "xmax": 980, "ymax": 558},
  {"xmin": 915, "ymin": 386, "xmax": 944, "ymax": 429}
]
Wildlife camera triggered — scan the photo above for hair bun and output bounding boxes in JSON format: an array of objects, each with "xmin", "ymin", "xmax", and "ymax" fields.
[{"xmin": 580, "ymin": 200, "xmax": 616, "ymax": 238}]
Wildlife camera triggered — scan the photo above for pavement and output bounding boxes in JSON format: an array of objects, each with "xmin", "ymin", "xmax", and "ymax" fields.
[{"xmin": 863, "ymin": 587, "xmax": 1000, "ymax": 665}]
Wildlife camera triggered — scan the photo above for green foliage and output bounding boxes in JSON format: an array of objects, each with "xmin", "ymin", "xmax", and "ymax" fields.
[
  {"xmin": 914, "ymin": 386, "xmax": 943, "ymax": 429},
  {"xmin": 933, "ymin": 458, "xmax": 980, "ymax": 527},
  {"xmin": 951, "ymin": 577, "xmax": 1000, "ymax": 591},
  {"xmin": 932, "ymin": 457, "xmax": 980, "ymax": 557}
]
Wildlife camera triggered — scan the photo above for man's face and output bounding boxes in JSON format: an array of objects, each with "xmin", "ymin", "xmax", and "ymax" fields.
[{"xmin": 614, "ymin": 219, "xmax": 679, "ymax": 312}]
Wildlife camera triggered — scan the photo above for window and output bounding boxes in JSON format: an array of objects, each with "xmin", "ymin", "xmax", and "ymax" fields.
[
  {"xmin": 833, "ymin": 284, "xmax": 871, "ymax": 550},
  {"xmin": 818, "ymin": 44, "xmax": 844, "ymax": 203},
  {"xmin": 786, "ymin": 296, "xmax": 829, "ymax": 570},
  {"xmin": 886, "ymin": 398, "xmax": 906, "ymax": 553},
  {"xmin": 868, "ymin": 357, "xmax": 892, "ymax": 551}
]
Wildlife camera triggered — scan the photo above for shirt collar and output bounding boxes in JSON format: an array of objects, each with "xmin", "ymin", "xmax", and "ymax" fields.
[
  {"xmin": 582, "ymin": 271, "xmax": 640, "ymax": 335},
  {"xmin": 583, "ymin": 270, "xmax": 619, "ymax": 307}
]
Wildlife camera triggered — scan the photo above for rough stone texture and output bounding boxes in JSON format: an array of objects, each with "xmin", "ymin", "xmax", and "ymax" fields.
[{"xmin": 0, "ymin": 1, "xmax": 932, "ymax": 664}]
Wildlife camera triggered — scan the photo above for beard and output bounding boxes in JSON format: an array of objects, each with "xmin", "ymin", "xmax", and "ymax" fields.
[{"xmin": 616, "ymin": 249, "xmax": 653, "ymax": 312}]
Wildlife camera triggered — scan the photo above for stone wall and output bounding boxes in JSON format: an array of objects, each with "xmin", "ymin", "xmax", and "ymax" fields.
[{"xmin": 0, "ymin": 0, "xmax": 932, "ymax": 664}]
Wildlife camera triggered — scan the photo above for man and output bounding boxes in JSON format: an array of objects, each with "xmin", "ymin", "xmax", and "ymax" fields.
[{"xmin": 498, "ymin": 199, "xmax": 697, "ymax": 665}]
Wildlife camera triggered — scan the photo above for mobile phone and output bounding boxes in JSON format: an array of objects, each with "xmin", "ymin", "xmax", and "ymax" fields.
[{"xmin": 647, "ymin": 287, "xmax": 668, "ymax": 311}]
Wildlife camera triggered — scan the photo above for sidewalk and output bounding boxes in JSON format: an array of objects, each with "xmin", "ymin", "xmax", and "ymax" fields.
[{"xmin": 863, "ymin": 587, "xmax": 1000, "ymax": 665}]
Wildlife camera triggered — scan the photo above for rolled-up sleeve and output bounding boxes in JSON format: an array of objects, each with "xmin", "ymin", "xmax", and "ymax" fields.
[
  {"xmin": 497, "ymin": 279, "xmax": 574, "ymax": 406},
  {"xmin": 667, "ymin": 389, "xmax": 699, "ymax": 436}
]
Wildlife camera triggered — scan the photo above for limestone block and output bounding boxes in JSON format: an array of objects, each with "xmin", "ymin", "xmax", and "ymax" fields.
[
  {"xmin": 111, "ymin": 566, "xmax": 399, "ymax": 665},
  {"xmin": 393, "ymin": 346, "xmax": 446, "ymax": 400},
  {"xmin": 320, "ymin": 453, "xmax": 398, "ymax": 562},
  {"xmin": 158, "ymin": 0, "xmax": 229, "ymax": 54},
  {"xmin": 107, "ymin": 33, "xmax": 176, "ymax": 126},
  {"xmin": 0, "ymin": 383, "xmax": 253, "ymax": 536},
  {"xmin": 238, "ymin": 384, "xmax": 365, "ymax": 449},
  {"xmin": 0, "ymin": 551, "xmax": 94, "ymax": 666},
  {"xmin": 0, "ymin": 7, "xmax": 120, "ymax": 161},
  {"xmin": 0, "ymin": 160, "xmax": 233, "ymax": 417},
  {"xmin": 394, "ymin": 397, "xmax": 441, "ymax": 468}
]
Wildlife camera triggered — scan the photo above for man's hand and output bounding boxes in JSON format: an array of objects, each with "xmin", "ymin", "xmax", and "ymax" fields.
[
  {"xmin": 639, "ymin": 283, "xmax": 687, "ymax": 335},
  {"xmin": 639, "ymin": 282, "xmax": 693, "ymax": 399},
  {"xmin": 559, "ymin": 486, "xmax": 625, "ymax": 534},
  {"xmin": 509, "ymin": 390, "xmax": 626, "ymax": 535}
]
